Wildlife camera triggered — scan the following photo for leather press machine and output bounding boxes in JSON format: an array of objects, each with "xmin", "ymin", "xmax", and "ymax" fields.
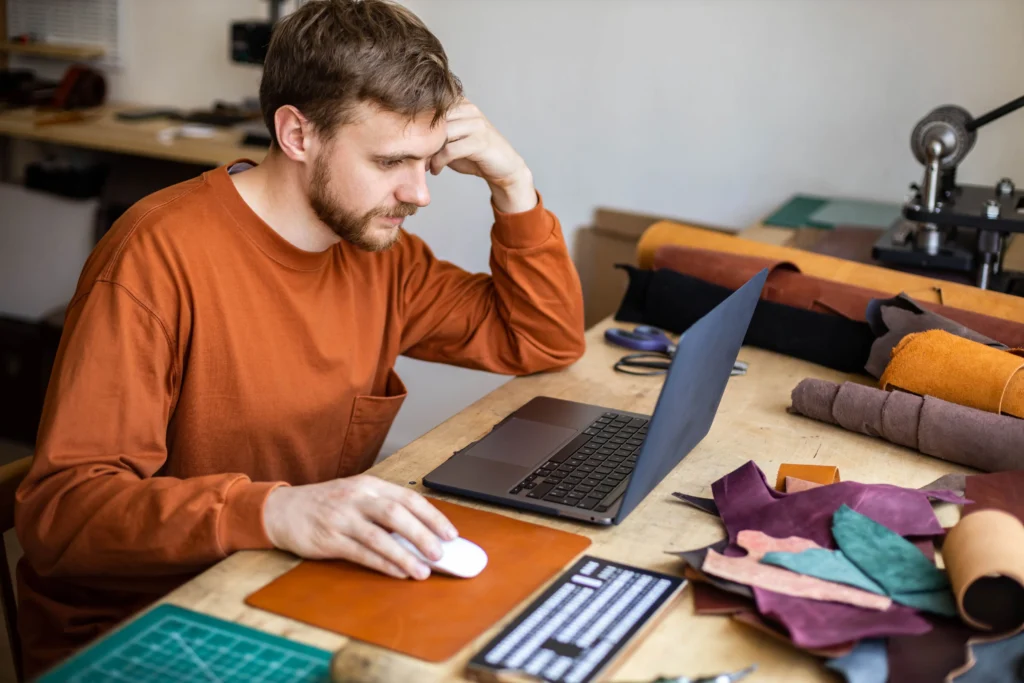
[{"xmin": 873, "ymin": 94, "xmax": 1024, "ymax": 293}]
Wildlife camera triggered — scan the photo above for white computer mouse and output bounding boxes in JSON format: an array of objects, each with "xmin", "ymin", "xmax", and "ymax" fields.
[{"xmin": 390, "ymin": 532, "xmax": 488, "ymax": 578}]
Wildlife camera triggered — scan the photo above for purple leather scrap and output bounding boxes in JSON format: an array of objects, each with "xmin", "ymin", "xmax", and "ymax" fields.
[
  {"xmin": 755, "ymin": 590, "xmax": 933, "ymax": 649},
  {"xmin": 711, "ymin": 461, "xmax": 965, "ymax": 548}
]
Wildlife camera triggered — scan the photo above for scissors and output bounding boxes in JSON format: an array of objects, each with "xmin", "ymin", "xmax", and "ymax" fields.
[
  {"xmin": 605, "ymin": 325, "xmax": 748, "ymax": 377},
  {"xmin": 622, "ymin": 664, "xmax": 758, "ymax": 683}
]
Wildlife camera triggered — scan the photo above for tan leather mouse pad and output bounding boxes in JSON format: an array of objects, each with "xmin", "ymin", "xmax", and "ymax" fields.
[{"xmin": 245, "ymin": 498, "xmax": 592, "ymax": 662}]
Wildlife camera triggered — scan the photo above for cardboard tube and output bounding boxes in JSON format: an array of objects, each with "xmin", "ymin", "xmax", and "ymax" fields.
[{"xmin": 944, "ymin": 510, "xmax": 1024, "ymax": 634}]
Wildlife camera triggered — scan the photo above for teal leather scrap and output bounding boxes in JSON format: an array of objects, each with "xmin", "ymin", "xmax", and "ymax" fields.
[
  {"xmin": 889, "ymin": 589, "xmax": 957, "ymax": 617},
  {"xmin": 758, "ymin": 505, "xmax": 957, "ymax": 617},
  {"xmin": 761, "ymin": 548, "xmax": 885, "ymax": 594},
  {"xmin": 760, "ymin": 548, "xmax": 957, "ymax": 616},
  {"xmin": 832, "ymin": 504, "xmax": 949, "ymax": 594}
]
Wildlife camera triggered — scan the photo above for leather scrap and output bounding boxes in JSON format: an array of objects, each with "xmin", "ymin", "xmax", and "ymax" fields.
[
  {"xmin": 886, "ymin": 616, "xmax": 976, "ymax": 683},
  {"xmin": 671, "ymin": 491, "xmax": 719, "ymax": 516},
  {"xmin": 673, "ymin": 539, "xmax": 753, "ymax": 599},
  {"xmin": 752, "ymin": 589, "xmax": 932, "ymax": 650},
  {"xmin": 711, "ymin": 461, "xmax": 955, "ymax": 549},
  {"xmin": 731, "ymin": 611, "xmax": 856, "ymax": 659},
  {"xmin": 963, "ymin": 470, "xmax": 1024, "ymax": 522},
  {"xmin": 785, "ymin": 476, "xmax": 825, "ymax": 493},
  {"xmin": 691, "ymin": 579, "xmax": 754, "ymax": 616},
  {"xmin": 702, "ymin": 549, "xmax": 892, "ymax": 611},
  {"xmin": 832, "ymin": 505, "xmax": 950, "ymax": 595},
  {"xmin": 948, "ymin": 630, "xmax": 1024, "ymax": 683},
  {"xmin": 735, "ymin": 529, "xmax": 820, "ymax": 560},
  {"xmin": 825, "ymin": 638, "xmax": 889, "ymax": 683},
  {"xmin": 865, "ymin": 293, "xmax": 1008, "ymax": 379},
  {"xmin": 762, "ymin": 548, "xmax": 957, "ymax": 616},
  {"xmin": 888, "ymin": 589, "xmax": 958, "ymax": 618},
  {"xmin": 761, "ymin": 548, "xmax": 885, "ymax": 595},
  {"xmin": 920, "ymin": 473, "xmax": 968, "ymax": 497}
]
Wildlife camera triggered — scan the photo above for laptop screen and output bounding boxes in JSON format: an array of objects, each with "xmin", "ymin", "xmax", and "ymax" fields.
[{"xmin": 613, "ymin": 268, "xmax": 768, "ymax": 523}]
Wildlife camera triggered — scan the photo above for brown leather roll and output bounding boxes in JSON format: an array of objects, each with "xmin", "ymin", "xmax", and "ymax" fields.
[{"xmin": 636, "ymin": 221, "xmax": 1024, "ymax": 321}]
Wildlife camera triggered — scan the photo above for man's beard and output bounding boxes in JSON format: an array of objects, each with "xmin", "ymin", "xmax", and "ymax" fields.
[{"xmin": 308, "ymin": 154, "xmax": 417, "ymax": 252}]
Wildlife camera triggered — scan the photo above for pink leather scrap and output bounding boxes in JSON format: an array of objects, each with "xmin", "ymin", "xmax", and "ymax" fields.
[
  {"xmin": 737, "ymin": 529, "xmax": 822, "ymax": 560},
  {"xmin": 702, "ymin": 549, "xmax": 893, "ymax": 611}
]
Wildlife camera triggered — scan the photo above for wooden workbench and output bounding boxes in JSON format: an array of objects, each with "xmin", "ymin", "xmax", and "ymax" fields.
[
  {"xmin": 147, "ymin": 317, "xmax": 965, "ymax": 683},
  {"xmin": 0, "ymin": 103, "xmax": 268, "ymax": 167}
]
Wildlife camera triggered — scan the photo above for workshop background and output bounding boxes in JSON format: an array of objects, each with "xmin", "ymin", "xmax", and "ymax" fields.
[{"xmin": 2, "ymin": 0, "xmax": 1023, "ymax": 480}]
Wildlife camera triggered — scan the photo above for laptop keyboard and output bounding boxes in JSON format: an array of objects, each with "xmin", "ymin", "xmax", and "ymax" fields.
[{"xmin": 509, "ymin": 412, "xmax": 648, "ymax": 513}]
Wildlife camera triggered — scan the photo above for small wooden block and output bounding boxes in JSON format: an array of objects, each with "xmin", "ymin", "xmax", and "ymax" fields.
[{"xmin": 775, "ymin": 464, "xmax": 840, "ymax": 492}]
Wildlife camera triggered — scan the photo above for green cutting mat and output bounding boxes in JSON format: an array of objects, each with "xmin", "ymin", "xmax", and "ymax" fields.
[{"xmin": 38, "ymin": 604, "xmax": 332, "ymax": 683}]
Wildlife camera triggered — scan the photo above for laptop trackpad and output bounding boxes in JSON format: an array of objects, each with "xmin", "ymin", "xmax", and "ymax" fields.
[{"xmin": 469, "ymin": 418, "xmax": 577, "ymax": 467}]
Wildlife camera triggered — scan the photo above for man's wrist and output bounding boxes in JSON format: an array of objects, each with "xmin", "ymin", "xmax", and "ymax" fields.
[
  {"xmin": 262, "ymin": 486, "xmax": 288, "ymax": 550},
  {"xmin": 489, "ymin": 168, "xmax": 537, "ymax": 214}
]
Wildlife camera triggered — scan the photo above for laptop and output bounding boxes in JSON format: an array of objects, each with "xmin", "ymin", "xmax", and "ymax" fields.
[{"xmin": 423, "ymin": 268, "xmax": 768, "ymax": 525}]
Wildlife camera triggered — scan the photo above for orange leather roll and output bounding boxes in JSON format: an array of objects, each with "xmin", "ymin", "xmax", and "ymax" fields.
[{"xmin": 880, "ymin": 329, "xmax": 1024, "ymax": 418}]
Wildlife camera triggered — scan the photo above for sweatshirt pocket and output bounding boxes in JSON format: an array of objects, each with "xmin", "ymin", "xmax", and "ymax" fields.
[{"xmin": 336, "ymin": 368, "xmax": 407, "ymax": 477}]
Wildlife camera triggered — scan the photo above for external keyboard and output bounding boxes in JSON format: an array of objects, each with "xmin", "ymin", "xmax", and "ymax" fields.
[{"xmin": 510, "ymin": 412, "xmax": 648, "ymax": 513}]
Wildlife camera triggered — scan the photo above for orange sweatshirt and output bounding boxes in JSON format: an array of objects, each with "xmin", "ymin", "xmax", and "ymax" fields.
[{"xmin": 15, "ymin": 161, "xmax": 585, "ymax": 677}]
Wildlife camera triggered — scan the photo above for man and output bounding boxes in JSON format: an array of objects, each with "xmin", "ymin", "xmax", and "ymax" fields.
[{"xmin": 14, "ymin": 0, "xmax": 585, "ymax": 675}]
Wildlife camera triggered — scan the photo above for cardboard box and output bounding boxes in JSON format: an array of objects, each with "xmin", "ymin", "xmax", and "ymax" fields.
[
  {"xmin": 0, "ymin": 182, "xmax": 96, "ymax": 444},
  {"xmin": 574, "ymin": 208, "xmax": 728, "ymax": 329}
]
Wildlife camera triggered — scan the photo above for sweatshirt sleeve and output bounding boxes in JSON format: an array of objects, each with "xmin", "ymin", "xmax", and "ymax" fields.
[
  {"xmin": 15, "ymin": 281, "xmax": 286, "ymax": 579},
  {"xmin": 398, "ymin": 192, "xmax": 586, "ymax": 374}
]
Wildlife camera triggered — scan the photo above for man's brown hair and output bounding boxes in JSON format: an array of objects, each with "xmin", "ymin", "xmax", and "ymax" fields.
[{"xmin": 259, "ymin": 0, "xmax": 463, "ymax": 146}]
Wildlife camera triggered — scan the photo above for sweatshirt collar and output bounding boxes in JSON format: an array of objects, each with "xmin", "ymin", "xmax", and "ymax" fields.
[{"xmin": 208, "ymin": 160, "xmax": 335, "ymax": 271}]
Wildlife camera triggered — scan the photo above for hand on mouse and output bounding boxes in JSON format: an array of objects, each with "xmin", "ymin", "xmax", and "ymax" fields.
[{"xmin": 262, "ymin": 475, "xmax": 458, "ymax": 580}]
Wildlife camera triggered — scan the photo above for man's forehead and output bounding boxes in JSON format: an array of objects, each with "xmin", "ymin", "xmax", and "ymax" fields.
[{"xmin": 345, "ymin": 103, "xmax": 446, "ymax": 150}]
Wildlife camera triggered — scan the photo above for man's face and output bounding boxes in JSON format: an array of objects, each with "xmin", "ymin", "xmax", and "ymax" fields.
[{"xmin": 307, "ymin": 103, "xmax": 447, "ymax": 252}]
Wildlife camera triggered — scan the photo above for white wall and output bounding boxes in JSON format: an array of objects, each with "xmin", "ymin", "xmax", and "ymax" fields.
[
  {"xmin": 14, "ymin": 0, "xmax": 1024, "ymax": 457},
  {"xmin": 105, "ymin": 0, "xmax": 291, "ymax": 110},
  {"xmin": 403, "ymin": 0, "xmax": 1024, "ymax": 240}
]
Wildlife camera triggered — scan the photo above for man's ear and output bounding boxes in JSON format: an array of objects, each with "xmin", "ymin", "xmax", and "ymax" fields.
[{"xmin": 274, "ymin": 105, "xmax": 312, "ymax": 161}]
